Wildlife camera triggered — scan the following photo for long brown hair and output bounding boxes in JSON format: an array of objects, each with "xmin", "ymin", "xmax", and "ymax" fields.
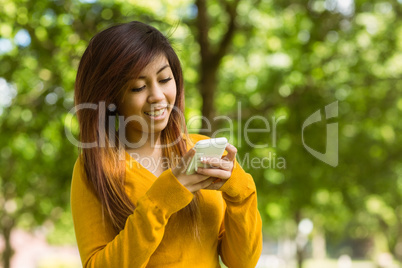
[{"xmin": 74, "ymin": 21, "xmax": 200, "ymax": 233}]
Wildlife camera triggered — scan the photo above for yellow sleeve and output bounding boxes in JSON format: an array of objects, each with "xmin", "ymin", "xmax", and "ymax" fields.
[
  {"xmin": 217, "ymin": 159, "xmax": 263, "ymax": 268},
  {"xmin": 70, "ymin": 157, "xmax": 194, "ymax": 268}
]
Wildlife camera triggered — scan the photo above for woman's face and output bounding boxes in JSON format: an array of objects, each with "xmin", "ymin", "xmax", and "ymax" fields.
[{"xmin": 117, "ymin": 54, "xmax": 177, "ymax": 143}]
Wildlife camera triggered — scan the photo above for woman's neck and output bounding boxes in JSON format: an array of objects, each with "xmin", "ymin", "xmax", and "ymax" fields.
[
  {"xmin": 125, "ymin": 131, "xmax": 167, "ymax": 176},
  {"xmin": 124, "ymin": 130, "xmax": 163, "ymax": 156}
]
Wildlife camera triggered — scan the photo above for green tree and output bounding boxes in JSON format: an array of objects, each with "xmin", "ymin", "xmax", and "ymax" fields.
[
  {"xmin": 0, "ymin": 1, "xmax": 160, "ymax": 266},
  {"xmin": 1, "ymin": 0, "xmax": 402, "ymax": 267},
  {"xmin": 210, "ymin": 0, "xmax": 402, "ymax": 266}
]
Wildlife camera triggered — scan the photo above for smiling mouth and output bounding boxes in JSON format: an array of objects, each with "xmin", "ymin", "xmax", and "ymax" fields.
[{"xmin": 144, "ymin": 108, "xmax": 167, "ymax": 117}]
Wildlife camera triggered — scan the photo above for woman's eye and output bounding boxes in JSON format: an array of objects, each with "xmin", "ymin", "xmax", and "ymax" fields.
[
  {"xmin": 131, "ymin": 86, "xmax": 145, "ymax": 92},
  {"xmin": 160, "ymin": 77, "xmax": 172, "ymax": 83}
]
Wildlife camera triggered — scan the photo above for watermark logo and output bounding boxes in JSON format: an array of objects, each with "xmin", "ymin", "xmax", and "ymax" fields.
[
  {"xmin": 302, "ymin": 101, "xmax": 338, "ymax": 167},
  {"xmin": 64, "ymin": 100, "xmax": 339, "ymax": 169}
]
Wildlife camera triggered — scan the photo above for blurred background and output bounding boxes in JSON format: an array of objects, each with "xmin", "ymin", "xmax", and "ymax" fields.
[{"xmin": 1, "ymin": 0, "xmax": 401, "ymax": 267}]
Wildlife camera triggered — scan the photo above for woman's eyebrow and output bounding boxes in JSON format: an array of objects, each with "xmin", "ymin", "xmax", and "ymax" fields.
[
  {"xmin": 157, "ymin": 64, "xmax": 170, "ymax": 74},
  {"xmin": 138, "ymin": 64, "xmax": 170, "ymax": 79}
]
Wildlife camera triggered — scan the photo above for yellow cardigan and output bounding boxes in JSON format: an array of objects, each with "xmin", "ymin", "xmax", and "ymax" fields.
[{"xmin": 71, "ymin": 134, "xmax": 262, "ymax": 268}]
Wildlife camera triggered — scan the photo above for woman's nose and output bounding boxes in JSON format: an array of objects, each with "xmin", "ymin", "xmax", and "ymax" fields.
[{"xmin": 147, "ymin": 84, "xmax": 165, "ymax": 103}]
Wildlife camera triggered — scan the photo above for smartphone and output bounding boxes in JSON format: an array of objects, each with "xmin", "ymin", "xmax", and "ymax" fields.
[{"xmin": 186, "ymin": 137, "xmax": 228, "ymax": 175}]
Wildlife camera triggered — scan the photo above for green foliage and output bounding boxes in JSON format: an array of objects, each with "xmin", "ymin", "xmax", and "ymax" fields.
[
  {"xmin": 212, "ymin": 0, "xmax": 402, "ymax": 259},
  {"xmin": 0, "ymin": 0, "xmax": 195, "ymax": 261},
  {"xmin": 1, "ymin": 0, "xmax": 402, "ymax": 263}
]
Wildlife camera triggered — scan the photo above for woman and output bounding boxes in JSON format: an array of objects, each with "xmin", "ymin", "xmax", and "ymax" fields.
[{"xmin": 71, "ymin": 21, "xmax": 262, "ymax": 268}]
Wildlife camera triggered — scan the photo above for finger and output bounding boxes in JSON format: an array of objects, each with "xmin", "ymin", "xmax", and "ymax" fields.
[
  {"xmin": 194, "ymin": 177, "xmax": 215, "ymax": 190},
  {"xmin": 223, "ymin": 143, "xmax": 237, "ymax": 162},
  {"xmin": 204, "ymin": 179, "xmax": 226, "ymax": 190},
  {"xmin": 187, "ymin": 173, "xmax": 210, "ymax": 184},
  {"xmin": 187, "ymin": 177, "xmax": 214, "ymax": 193},
  {"xmin": 196, "ymin": 167, "xmax": 231, "ymax": 180},
  {"xmin": 177, "ymin": 148, "xmax": 196, "ymax": 171},
  {"xmin": 177, "ymin": 173, "xmax": 209, "ymax": 190},
  {"xmin": 201, "ymin": 157, "xmax": 233, "ymax": 171}
]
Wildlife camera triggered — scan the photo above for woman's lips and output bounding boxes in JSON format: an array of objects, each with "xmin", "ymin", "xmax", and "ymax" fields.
[{"xmin": 144, "ymin": 108, "xmax": 167, "ymax": 120}]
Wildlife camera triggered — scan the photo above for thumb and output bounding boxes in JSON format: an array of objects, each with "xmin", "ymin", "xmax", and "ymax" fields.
[{"xmin": 177, "ymin": 148, "xmax": 196, "ymax": 171}]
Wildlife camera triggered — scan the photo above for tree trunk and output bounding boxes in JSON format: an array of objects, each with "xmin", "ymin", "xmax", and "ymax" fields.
[
  {"xmin": 296, "ymin": 247, "xmax": 304, "ymax": 268},
  {"xmin": 2, "ymin": 215, "xmax": 15, "ymax": 268},
  {"xmin": 194, "ymin": 0, "xmax": 241, "ymax": 136},
  {"xmin": 200, "ymin": 66, "xmax": 218, "ymax": 135},
  {"xmin": 295, "ymin": 211, "xmax": 304, "ymax": 268},
  {"xmin": 393, "ymin": 216, "xmax": 402, "ymax": 262}
]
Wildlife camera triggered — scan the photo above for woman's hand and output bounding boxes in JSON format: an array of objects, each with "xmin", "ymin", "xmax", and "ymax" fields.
[
  {"xmin": 172, "ymin": 148, "xmax": 217, "ymax": 193},
  {"xmin": 197, "ymin": 143, "xmax": 237, "ymax": 190}
]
